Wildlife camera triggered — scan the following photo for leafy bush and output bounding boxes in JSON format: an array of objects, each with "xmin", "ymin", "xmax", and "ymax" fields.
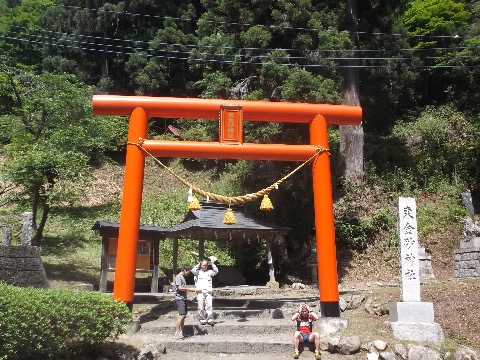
[
  {"xmin": 334, "ymin": 182, "xmax": 397, "ymax": 250},
  {"xmin": 392, "ymin": 105, "xmax": 479, "ymax": 189},
  {"xmin": 0, "ymin": 283, "xmax": 131, "ymax": 360},
  {"xmin": 335, "ymin": 208, "xmax": 395, "ymax": 250}
]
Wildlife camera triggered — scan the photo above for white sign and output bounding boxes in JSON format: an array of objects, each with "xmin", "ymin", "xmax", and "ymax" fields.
[{"xmin": 398, "ymin": 197, "xmax": 420, "ymax": 302}]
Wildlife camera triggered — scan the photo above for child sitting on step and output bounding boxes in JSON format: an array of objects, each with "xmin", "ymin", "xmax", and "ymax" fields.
[{"xmin": 291, "ymin": 303, "xmax": 321, "ymax": 359}]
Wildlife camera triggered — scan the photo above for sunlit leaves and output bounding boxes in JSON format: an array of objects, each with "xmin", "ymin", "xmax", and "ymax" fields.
[
  {"xmin": 281, "ymin": 68, "xmax": 342, "ymax": 103},
  {"xmin": 402, "ymin": 0, "xmax": 470, "ymax": 48}
]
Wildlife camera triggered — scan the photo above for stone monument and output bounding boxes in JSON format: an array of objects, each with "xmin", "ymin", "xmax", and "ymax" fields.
[
  {"xmin": 454, "ymin": 190, "xmax": 480, "ymax": 278},
  {"xmin": 387, "ymin": 197, "xmax": 444, "ymax": 344}
]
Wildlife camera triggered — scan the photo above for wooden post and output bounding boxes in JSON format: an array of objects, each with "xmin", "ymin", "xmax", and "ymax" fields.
[
  {"xmin": 199, "ymin": 234, "xmax": 205, "ymax": 260},
  {"xmin": 172, "ymin": 238, "xmax": 178, "ymax": 284},
  {"xmin": 266, "ymin": 238, "xmax": 279, "ymax": 288},
  {"xmin": 268, "ymin": 239, "xmax": 275, "ymax": 281},
  {"xmin": 99, "ymin": 236, "xmax": 109, "ymax": 293},
  {"xmin": 151, "ymin": 240, "xmax": 159, "ymax": 293}
]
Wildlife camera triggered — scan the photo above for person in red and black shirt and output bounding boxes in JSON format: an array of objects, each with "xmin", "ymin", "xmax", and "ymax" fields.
[{"xmin": 291, "ymin": 304, "xmax": 321, "ymax": 359}]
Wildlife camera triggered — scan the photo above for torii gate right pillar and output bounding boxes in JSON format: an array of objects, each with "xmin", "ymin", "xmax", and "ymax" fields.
[{"xmin": 311, "ymin": 115, "xmax": 340, "ymax": 317}]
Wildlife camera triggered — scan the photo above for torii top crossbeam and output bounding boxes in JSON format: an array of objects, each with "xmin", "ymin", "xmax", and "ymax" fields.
[{"xmin": 92, "ymin": 95, "xmax": 361, "ymax": 124}]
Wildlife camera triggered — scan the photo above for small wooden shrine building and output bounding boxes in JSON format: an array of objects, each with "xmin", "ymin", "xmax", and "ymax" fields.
[
  {"xmin": 93, "ymin": 221, "xmax": 169, "ymax": 293},
  {"xmin": 93, "ymin": 201, "xmax": 290, "ymax": 293}
]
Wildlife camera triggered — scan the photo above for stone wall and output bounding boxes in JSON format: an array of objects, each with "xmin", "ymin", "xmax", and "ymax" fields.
[
  {"xmin": 454, "ymin": 237, "xmax": 480, "ymax": 278},
  {"xmin": 0, "ymin": 245, "xmax": 49, "ymax": 288},
  {"xmin": 454, "ymin": 249, "xmax": 480, "ymax": 278}
]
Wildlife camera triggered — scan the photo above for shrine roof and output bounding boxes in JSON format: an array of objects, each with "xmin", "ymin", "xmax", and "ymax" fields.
[{"xmin": 168, "ymin": 201, "xmax": 290, "ymax": 240}]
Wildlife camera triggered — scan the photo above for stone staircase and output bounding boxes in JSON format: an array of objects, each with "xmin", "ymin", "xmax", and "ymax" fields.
[{"xmin": 128, "ymin": 288, "xmax": 320, "ymax": 356}]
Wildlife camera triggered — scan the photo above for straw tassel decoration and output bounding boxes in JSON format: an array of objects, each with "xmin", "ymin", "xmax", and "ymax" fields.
[
  {"xmin": 223, "ymin": 207, "xmax": 236, "ymax": 224},
  {"xmin": 188, "ymin": 195, "xmax": 201, "ymax": 210},
  {"xmin": 260, "ymin": 194, "xmax": 274, "ymax": 211}
]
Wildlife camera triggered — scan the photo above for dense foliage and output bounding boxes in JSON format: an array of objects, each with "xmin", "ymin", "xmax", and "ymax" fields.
[
  {"xmin": 0, "ymin": 283, "xmax": 131, "ymax": 360},
  {"xmin": 0, "ymin": 66, "xmax": 128, "ymax": 245}
]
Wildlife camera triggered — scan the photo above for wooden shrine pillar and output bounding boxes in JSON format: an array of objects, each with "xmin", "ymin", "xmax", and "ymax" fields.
[
  {"xmin": 99, "ymin": 235, "xmax": 109, "ymax": 293},
  {"xmin": 151, "ymin": 240, "xmax": 160, "ymax": 293}
]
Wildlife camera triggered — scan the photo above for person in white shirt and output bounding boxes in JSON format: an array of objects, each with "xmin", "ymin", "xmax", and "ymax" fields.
[{"xmin": 191, "ymin": 256, "xmax": 219, "ymax": 325}]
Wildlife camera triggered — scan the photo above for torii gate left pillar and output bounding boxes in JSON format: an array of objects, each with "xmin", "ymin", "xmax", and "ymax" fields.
[{"xmin": 92, "ymin": 96, "xmax": 362, "ymax": 316}]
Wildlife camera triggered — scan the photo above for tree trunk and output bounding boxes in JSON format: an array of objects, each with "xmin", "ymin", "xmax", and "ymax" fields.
[
  {"xmin": 32, "ymin": 202, "xmax": 49, "ymax": 247},
  {"xmin": 340, "ymin": 0, "xmax": 364, "ymax": 185}
]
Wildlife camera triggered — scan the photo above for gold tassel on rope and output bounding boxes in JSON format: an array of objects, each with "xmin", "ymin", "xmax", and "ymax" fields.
[
  {"xmin": 223, "ymin": 207, "xmax": 236, "ymax": 225},
  {"xmin": 188, "ymin": 195, "xmax": 201, "ymax": 210},
  {"xmin": 260, "ymin": 194, "xmax": 274, "ymax": 211}
]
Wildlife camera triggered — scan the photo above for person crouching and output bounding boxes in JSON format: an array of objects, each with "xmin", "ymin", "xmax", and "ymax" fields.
[{"xmin": 291, "ymin": 303, "xmax": 321, "ymax": 359}]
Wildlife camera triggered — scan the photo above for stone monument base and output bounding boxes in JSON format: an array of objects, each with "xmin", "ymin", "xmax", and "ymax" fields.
[
  {"xmin": 386, "ymin": 321, "xmax": 444, "ymax": 344},
  {"xmin": 388, "ymin": 301, "xmax": 444, "ymax": 344},
  {"xmin": 389, "ymin": 301, "xmax": 434, "ymax": 323},
  {"xmin": 0, "ymin": 245, "xmax": 49, "ymax": 288}
]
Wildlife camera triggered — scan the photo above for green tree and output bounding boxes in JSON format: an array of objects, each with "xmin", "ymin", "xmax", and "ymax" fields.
[
  {"xmin": 0, "ymin": 67, "xmax": 127, "ymax": 245},
  {"xmin": 0, "ymin": 0, "xmax": 54, "ymax": 68},
  {"xmin": 392, "ymin": 105, "xmax": 479, "ymax": 189},
  {"xmin": 402, "ymin": 0, "xmax": 470, "ymax": 48},
  {"xmin": 438, "ymin": 2, "xmax": 480, "ymax": 113},
  {"xmin": 281, "ymin": 68, "xmax": 342, "ymax": 103},
  {"xmin": 400, "ymin": 0, "xmax": 471, "ymax": 107},
  {"xmin": 334, "ymin": 0, "xmax": 417, "ymax": 134}
]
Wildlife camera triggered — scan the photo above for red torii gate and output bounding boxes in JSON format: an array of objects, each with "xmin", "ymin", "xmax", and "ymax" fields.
[{"xmin": 92, "ymin": 95, "xmax": 362, "ymax": 317}]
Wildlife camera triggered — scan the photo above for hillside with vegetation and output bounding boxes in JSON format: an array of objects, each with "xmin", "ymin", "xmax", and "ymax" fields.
[{"xmin": 1, "ymin": 0, "xmax": 480, "ymax": 356}]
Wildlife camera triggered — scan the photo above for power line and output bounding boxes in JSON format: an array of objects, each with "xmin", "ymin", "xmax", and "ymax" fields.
[
  {"xmin": 1, "ymin": 28, "xmax": 476, "ymax": 62},
  {"xmin": 46, "ymin": 3, "xmax": 466, "ymax": 40},
  {"xmin": 2, "ymin": 23, "xmax": 478, "ymax": 56},
  {"xmin": 1, "ymin": 31, "xmax": 478, "ymax": 69}
]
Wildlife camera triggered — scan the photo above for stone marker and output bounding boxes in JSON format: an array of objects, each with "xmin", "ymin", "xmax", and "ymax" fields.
[
  {"xmin": 21, "ymin": 212, "xmax": 33, "ymax": 245},
  {"xmin": 2, "ymin": 226, "xmax": 12, "ymax": 245},
  {"xmin": 388, "ymin": 197, "xmax": 444, "ymax": 344},
  {"xmin": 398, "ymin": 197, "xmax": 420, "ymax": 302},
  {"xmin": 461, "ymin": 190, "xmax": 474, "ymax": 219}
]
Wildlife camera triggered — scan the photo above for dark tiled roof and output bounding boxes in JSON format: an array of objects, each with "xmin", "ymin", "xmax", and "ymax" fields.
[
  {"xmin": 93, "ymin": 202, "xmax": 289, "ymax": 241},
  {"xmin": 169, "ymin": 201, "xmax": 290, "ymax": 240}
]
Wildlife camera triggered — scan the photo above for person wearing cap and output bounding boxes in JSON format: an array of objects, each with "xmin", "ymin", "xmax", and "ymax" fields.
[
  {"xmin": 191, "ymin": 256, "xmax": 219, "ymax": 325},
  {"xmin": 291, "ymin": 303, "xmax": 321, "ymax": 359}
]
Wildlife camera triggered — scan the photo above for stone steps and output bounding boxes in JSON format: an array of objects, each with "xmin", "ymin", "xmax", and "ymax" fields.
[
  {"xmin": 121, "ymin": 332, "xmax": 317, "ymax": 355},
  {"xmin": 141, "ymin": 306, "xmax": 279, "ymax": 321},
  {"xmin": 139, "ymin": 317, "xmax": 296, "ymax": 336},
  {"xmin": 128, "ymin": 288, "xmax": 323, "ymax": 356},
  {"xmin": 131, "ymin": 315, "xmax": 321, "ymax": 356}
]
